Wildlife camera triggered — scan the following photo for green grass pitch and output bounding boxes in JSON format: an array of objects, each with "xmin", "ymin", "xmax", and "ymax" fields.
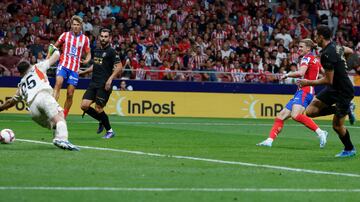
[{"xmin": 0, "ymin": 114, "xmax": 359, "ymax": 202}]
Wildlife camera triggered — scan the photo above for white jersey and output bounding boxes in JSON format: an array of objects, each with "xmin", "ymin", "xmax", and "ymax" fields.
[{"xmin": 16, "ymin": 60, "xmax": 53, "ymax": 105}]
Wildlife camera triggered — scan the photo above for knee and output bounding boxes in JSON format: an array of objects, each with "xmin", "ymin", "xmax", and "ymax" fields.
[
  {"xmin": 95, "ymin": 105, "xmax": 103, "ymax": 113},
  {"xmin": 80, "ymin": 103, "xmax": 90, "ymax": 111},
  {"xmin": 305, "ymin": 110, "xmax": 316, "ymax": 118},
  {"xmin": 332, "ymin": 124, "xmax": 343, "ymax": 133}
]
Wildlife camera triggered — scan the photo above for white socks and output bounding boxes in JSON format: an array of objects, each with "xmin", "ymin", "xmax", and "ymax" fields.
[{"xmin": 54, "ymin": 120, "xmax": 68, "ymax": 141}]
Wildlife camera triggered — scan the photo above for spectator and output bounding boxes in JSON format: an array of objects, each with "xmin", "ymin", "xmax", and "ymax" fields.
[
  {"xmin": 27, "ymin": 37, "xmax": 44, "ymax": 58},
  {"xmin": 275, "ymin": 27, "xmax": 293, "ymax": 49}
]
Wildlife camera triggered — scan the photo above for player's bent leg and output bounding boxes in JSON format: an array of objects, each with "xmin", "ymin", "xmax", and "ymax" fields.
[
  {"xmin": 257, "ymin": 108, "xmax": 290, "ymax": 147},
  {"xmin": 51, "ymin": 113, "xmax": 80, "ymax": 151},
  {"xmin": 291, "ymin": 105, "xmax": 328, "ymax": 148}
]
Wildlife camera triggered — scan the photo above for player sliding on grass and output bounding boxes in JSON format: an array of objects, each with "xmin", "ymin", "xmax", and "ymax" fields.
[
  {"xmin": 0, "ymin": 46, "xmax": 79, "ymax": 151},
  {"xmin": 257, "ymin": 39, "xmax": 328, "ymax": 148}
]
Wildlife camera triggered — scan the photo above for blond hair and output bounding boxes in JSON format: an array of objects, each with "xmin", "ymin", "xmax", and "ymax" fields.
[
  {"xmin": 300, "ymin": 38, "xmax": 316, "ymax": 49},
  {"xmin": 71, "ymin": 15, "xmax": 83, "ymax": 25}
]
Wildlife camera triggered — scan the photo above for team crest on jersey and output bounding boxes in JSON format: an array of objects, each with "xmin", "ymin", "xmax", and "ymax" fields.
[
  {"xmin": 102, "ymin": 52, "xmax": 107, "ymax": 57},
  {"xmin": 302, "ymin": 57, "xmax": 310, "ymax": 64}
]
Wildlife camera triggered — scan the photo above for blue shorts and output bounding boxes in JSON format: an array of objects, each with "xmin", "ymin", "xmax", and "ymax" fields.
[
  {"xmin": 56, "ymin": 66, "xmax": 79, "ymax": 87},
  {"xmin": 285, "ymin": 90, "xmax": 314, "ymax": 111}
]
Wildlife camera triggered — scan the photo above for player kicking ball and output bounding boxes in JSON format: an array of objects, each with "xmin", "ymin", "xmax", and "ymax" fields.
[
  {"xmin": 0, "ymin": 45, "xmax": 79, "ymax": 151},
  {"xmin": 257, "ymin": 39, "xmax": 328, "ymax": 148}
]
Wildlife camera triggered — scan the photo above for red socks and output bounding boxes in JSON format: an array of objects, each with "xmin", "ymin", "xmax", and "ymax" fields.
[
  {"xmin": 269, "ymin": 118, "xmax": 284, "ymax": 140},
  {"xmin": 64, "ymin": 109, "xmax": 69, "ymax": 118},
  {"xmin": 293, "ymin": 114, "xmax": 318, "ymax": 131}
]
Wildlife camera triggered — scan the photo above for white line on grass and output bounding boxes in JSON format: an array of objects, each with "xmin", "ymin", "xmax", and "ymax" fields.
[
  {"xmin": 2, "ymin": 119, "xmax": 360, "ymax": 129},
  {"xmin": 17, "ymin": 139, "xmax": 360, "ymax": 178},
  {"xmin": 0, "ymin": 187, "xmax": 359, "ymax": 192}
]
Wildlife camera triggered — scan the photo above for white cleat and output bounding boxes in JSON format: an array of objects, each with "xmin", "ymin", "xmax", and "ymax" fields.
[
  {"xmin": 318, "ymin": 130, "xmax": 328, "ymax": 149},
  {"xmin": 53, "ymin": 139, "xmax": 80, "ymax": 151},
  {"xmin": 256, "ymin": 138, "xmax": 273, "ymax": 147}
]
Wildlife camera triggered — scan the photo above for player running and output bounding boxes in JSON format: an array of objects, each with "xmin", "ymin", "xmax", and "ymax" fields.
[
  {"xmin": 0, "ymin": 46, "xmax": 79, "ymax": 151},
  {"xmin": 50, "ymin": 15, "xmax": 91, "ymax": 118},
  {"xmin": 257, "ymin": 39, "xmax": 328, "ymax": 148},
  {"xmin": 79, "ymin": 28, "xmax": 123, "ymax": 138},
  {"xmin": 298, "ymin": 25, "xmax": 356, "ymax": 157}
]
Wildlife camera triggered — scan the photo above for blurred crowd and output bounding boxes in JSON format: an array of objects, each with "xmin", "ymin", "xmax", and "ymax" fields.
[{"xmin": 0, "ymin": 0, "xmax": 359, "ymax": 83}]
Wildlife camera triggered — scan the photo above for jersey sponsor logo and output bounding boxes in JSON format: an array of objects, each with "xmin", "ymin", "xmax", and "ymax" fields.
[
  {"xmin": 102, "ymin": 52, "xmax": 107, "ymax": 57},
  {"xmin": 69, "ymin": 75, "xmax": 78, "ymax": 81},
  {"xmin": 301, "ymin": 57, "xmax": 310, "ymax": 64},
  {"xmin": 94, "ymin": 57, "xmax": 103, "ymax": 65}
]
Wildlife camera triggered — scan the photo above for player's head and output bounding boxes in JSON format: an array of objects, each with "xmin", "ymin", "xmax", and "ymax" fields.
[
  {"xmin": 298, "ymin": 38, "xmax": 315, "ymax": 56},
  {"xmin": 70, "ymin": 15, "xmax": 83, "ymax": 35},
  {"xmin": 17, "ymin": 61, "xmax": 31, "ymax": 76},
  {"xmin": 316, "ymin": 25, "xmax": 332, "ymax": 47},
  {"xmin": 99, "ymin": 28, "xmax": 111, "ymax": 47}
]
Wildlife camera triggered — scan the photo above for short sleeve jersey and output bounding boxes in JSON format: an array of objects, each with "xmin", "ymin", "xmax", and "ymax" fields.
[
  {"xmin": 17, "ymin": 61, "xmax": 52, "ymax": 105},
  {"xmin": 320, "ymin": 42, "xmax": 354, "ymax": 97},
  {"xmin": 90, "ymin": 45, "xmax": 120, "ymax": 87},
  {"xmin": 299, "ymin": 53, "xmax": 321, "ymax": 94}
]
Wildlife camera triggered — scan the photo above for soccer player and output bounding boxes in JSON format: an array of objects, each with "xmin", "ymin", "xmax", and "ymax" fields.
[
  {"xmin": 0, "ymin": 46, "xmax": 79, "ymax": 151},
  {"xmin": 298, "ymin": 25, "xmax": 356, "ymax": 158},
  {"xmin": 51, "ymin": 15, "xmax": 91, "ymax": 118},
  {"xmin": 257, "ymin": 39, "xmax": 328, "ymax": 148},
  {"xmin": 79, "ymin": 28, "xmax": 123, "ymax": 139}
]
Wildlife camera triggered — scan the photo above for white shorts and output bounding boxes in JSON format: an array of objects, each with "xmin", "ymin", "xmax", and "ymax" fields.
[{"xmin": 29, "ymin": 91, "xmax": 63, "ymax": 129}]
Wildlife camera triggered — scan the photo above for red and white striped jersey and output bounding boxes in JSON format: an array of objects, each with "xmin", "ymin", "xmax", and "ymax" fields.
[
  {"xmin": 190, "ymin": 54, "xmax": 207, "ymax": 69},
  {"xmin": 211, "ymin": 31, "xmax": 228, "ymax": 49},
  {"xmin": 56, "ymin": 32, "xmax": 90, "ymax": 72},
  {"xmin": 299, "ymin": 53, "xmax": 322, "ymax": 94}
]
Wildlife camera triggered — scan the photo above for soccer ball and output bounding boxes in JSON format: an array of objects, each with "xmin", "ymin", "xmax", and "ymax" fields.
[{"xmin": 0, "ymin": 129, "xmax": 15, "ymax": 144}]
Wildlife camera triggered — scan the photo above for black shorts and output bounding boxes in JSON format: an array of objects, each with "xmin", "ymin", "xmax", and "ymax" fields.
[
  {"xmin": 82, "ymin": 85, "xmax": 112, "ymax": 107},
  {"xmin": 316, "ymin": 87, "xmax": 354, "ymax": 118}
]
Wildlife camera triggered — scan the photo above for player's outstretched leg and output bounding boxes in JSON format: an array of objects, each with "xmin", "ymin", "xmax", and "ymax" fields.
[
  {"xmin": 256, "ymin": 118, "xmax": 284, "ymax": 147},
  {"xmin": 52, "ymin": 112, "xmax": 80, "ymax": 151}
]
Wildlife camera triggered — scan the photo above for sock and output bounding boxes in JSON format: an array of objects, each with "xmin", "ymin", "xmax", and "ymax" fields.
[
  {"xmin": 337, "ymin": 129, "xmax": 354, "ymax": 151},
  {"xmin": 98, "ymin": 111, "xmax": 111, "ymax": 131},
  {"xmin": 64, "ymin": 109, "xmax": 69, "ymax": 118},
  {"xmin": 315, "ymin": 128, "xmax": 323, "ymax": 136},
  {"xmin": 269, "ymin": 118, "xmax": 284, "ymax": 140},
  {"xmin": 318, "ymin": 106, "xmax": 336, "ymax": 116},
  {"xmin": 294, "ymin": 114, "xmax": 318, "ymax": 132},
  {"xmin": 54, "ymin": 120, "xmax": 68, "ymax": 141},
  {"xmin": 85, "ymin": 107, "xmax": 101, "ymax": 122}
]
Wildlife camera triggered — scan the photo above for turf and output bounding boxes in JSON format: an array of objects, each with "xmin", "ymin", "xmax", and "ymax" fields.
[{"xmin": 0, "ymin": 114, "xmax": 359, "ymax": 202}]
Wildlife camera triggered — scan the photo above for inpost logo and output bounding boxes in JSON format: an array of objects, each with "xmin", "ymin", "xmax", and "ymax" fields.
[
  {"xmin": 241, "ymin": 95, "xmax": 284, "ymax": 118},
  {"xmin": 108, "ymin": 92, "xmax": 176, "ymax": 116},
  {"xmin": 241, "ymin": 95, "xmax": 260, "ymax": 118}
]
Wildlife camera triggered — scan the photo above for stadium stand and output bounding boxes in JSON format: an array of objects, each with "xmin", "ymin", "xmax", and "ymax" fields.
[{"xmin": 0, "ymin": 0, "xmax": 359, "ymax": 83}]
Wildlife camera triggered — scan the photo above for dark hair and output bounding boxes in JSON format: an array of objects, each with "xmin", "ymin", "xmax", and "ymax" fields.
[
  {"xmin": 100, "ymin": 28, "xmax": 111, "ymax": 35},
  {"xmin": 317, "ymin": 25, "xmax": 332, "ymax": 40},
  {"xmin": 17, "ymin": 61, "xmax": 31, "ymax": 75}
]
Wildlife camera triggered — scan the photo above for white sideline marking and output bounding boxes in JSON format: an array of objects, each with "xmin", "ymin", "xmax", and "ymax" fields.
[
  {"xmin": 2, "ymin": 119, "xmax": 360, "ymax": 129},
  {"xmin": 0, "ymin": 187, "xmax": 359, "ymax": 192},
  {"xmin": 17, "ymin": 139, "xmax": 360, "ymax": 178}
]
